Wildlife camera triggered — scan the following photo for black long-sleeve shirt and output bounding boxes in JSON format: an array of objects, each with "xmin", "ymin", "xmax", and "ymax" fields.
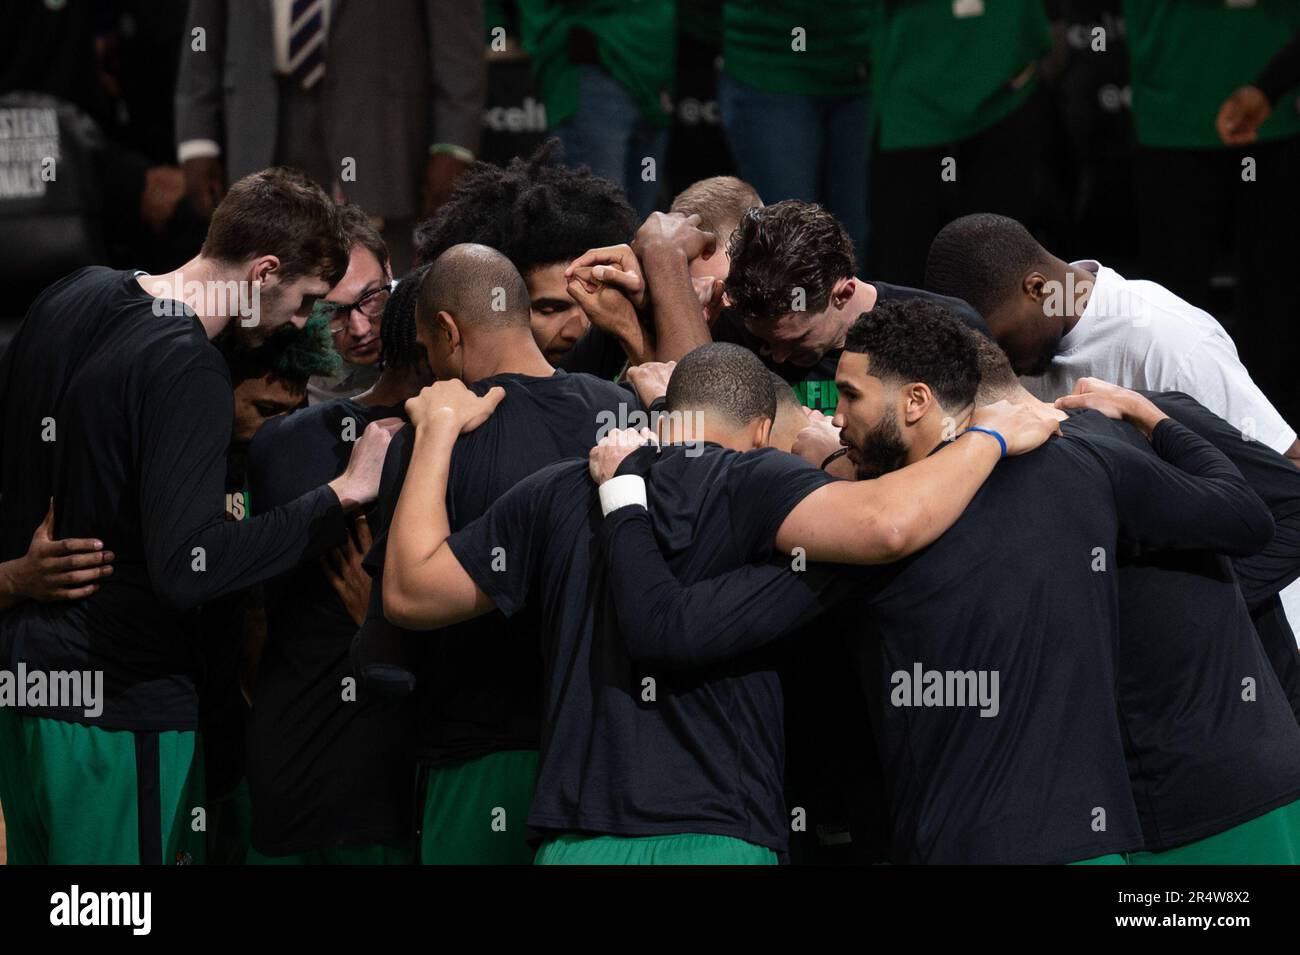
[
  {"xmin": 0, "ymin": 268, "xmax": 346, "ymax": 730},
  {"xmin": 1255, "ymin": 32, "xmax": 1300, "ymax": 105},
  {"xmin": 595, "ymin": 417, "xmax": 1274, "ymax": 862},
  {"xmin": 1145, "ymin": 391, "xmax": 1300, "ymax": 724},
  {"xmin": 1062, "ymin": 401, "xmax": 1300, "ymax": 851}
]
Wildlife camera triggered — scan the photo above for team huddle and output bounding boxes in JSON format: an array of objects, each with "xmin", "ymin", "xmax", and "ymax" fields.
[{"xmin": 1, "ymin": 145, "xmax": 1298, "ymax": 866}]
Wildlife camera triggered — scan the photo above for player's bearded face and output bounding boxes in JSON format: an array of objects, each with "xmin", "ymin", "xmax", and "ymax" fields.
[{"xmin": 849, "ymin": 408, "xmax": 908, "ymax": 480}]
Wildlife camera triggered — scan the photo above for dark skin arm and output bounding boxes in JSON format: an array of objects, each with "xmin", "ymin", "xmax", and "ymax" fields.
[
  {"xmin": 322, "ymin": 514, "xmax": 374, "ymax": 628},
  {"xmin": 0, "ymin": 501, "xmax": 114, "ymax": 611},
  {"xmin": 564, "ymin": 212, "xmax": 716, "ymax": 363}
]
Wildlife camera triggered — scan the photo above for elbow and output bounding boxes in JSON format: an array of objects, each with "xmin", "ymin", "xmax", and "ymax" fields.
[
  {"xmin": 382, "ymin": 574, "xmax": 425, "ymax": 630},
  {"xmin": 151, "ymin": 560, "xmax": 206, "ymax": 613},
  {"xmin": 863, "ymin": 519, "xmax": 912, "ymax": 565},
  {"xmin": 1214, "ymin": 501, "xmax": 1275, "ymax": 558},
  {"xmin": 621, "ymin": 613, "xmax": 699, "ymax": 670},
  {"xmin": 1240, "ymin": 507, "xmax": 1276, "ymax": 557}
]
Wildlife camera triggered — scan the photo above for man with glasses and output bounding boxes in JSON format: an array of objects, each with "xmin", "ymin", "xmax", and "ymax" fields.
[{"xmin": 307, "ymin": 205, "xmax": 394, "ymax": 405}]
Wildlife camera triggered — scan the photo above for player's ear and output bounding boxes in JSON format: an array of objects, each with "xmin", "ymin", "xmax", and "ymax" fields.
[
  {"xmin": 1024, "ymin": 271, "xmax": 1049, "ymax": 305},
  {"xmin": 249, "ymin": 254, "xmax": 280, "ymax": 285},
  {"xmin": 437, "ymin": 310, "xmax": 461, "ymax": 350},
  {"xmin": 832, "ymin": 277, "xmax": 855, "ymax": 309},
  {"xmin": 903, "ymin": 382, "xmax": 931, "ymax": 425},
  {"xmin": 751, "ymin": 417, "xmax": 772, "ymax": 450}
]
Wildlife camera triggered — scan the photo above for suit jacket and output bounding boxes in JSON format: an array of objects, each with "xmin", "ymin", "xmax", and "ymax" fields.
[{"xmin": 174, "ymin": 0, "xmax": 485, "ymax": 218}]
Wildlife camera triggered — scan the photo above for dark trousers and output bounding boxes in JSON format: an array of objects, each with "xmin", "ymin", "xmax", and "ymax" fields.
[
  {"xmin": 1134, "ymin": 136, "xmax": 1300, "ymax": 425},
  {"xmin": 871, "ymin": 90, "xmax": 1048, "ymax": 289}
]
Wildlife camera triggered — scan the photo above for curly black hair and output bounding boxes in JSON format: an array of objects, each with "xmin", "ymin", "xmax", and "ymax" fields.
[
  {"xmin": 843, "ymin": 299, "xmax": 980, "ymax": 411},
  {"xmin": 218, "ymin": 314, "xmax": 341, "ymax": 389},
  {"xmin": 725, "ymin": 200, "xmax": 856, "ymax": 325},
  {"xmin": 413, "ymin": 139, "xmax": 638, "ymax": 275},
  {"xmin": 379, "ymin": 264, "xmax": 430, "ymax": 371}
]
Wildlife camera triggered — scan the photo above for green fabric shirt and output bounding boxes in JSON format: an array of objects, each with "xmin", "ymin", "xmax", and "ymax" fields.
[
  {"xmin": 873, "ymin": 0, "xmax": 1051, "ymax": 150},
  {"xmin": 1124, "ymin": 0, "xmax": 1300, "ymax": 150},
  {"xmin": 721, "ymin": 0, "xmax": 873, "ymax": 98},
  {"xmin": 518, "ymin": 0, "xmax": 676, "ymax": 129}
]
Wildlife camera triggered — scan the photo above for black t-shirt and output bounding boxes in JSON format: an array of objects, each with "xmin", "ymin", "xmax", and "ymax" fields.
[
  {"xmin": 0, "ymin": 268, "xmax": 346, "ymax": 730},
  {"xmin": 553, "ymin": 325, "xmax": 628, "ymax": 381},
  {"xmin": 712, "ymin": 282, "xmax": 990, "ymax": 414},
  {"xmin": 358, "ymin": 370, "xmax": 643, "ymax": 767},
  {"xmin": 847, "ymin": 421, "xmax": 1272, "ymax": 863},
  {"xmin": 1063, "ymin": 394, "xmax": 1300, "ymax": 849},
  {"xmin": 446, "ymin": 444, "xmax": 836, "ymax": 852},
  {"xmin": 243, "ymin": 397, "xmax": 410, "ymax": 855},
  {"xmin": 778, "ymin": 614, "xmax": 889, "ymax": 864},
  {"xmin": 196, "ymin": 451, "xmax": 256, "ymax": 800},
  {"xmin": 595, "ymin": 419, "xmax": 1275, "ymax": 862}
]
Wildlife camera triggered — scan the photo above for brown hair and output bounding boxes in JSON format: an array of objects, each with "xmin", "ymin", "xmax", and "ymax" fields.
[
  {"xmin": 670, "ymin": 176, "xmax": 761, "ymax": 240},
  {"xmin": 201, "ymin": 167, "xmax": 348, "ymax": 286},
  {"xmin": 336, "ymin": 202, "xmax": 390, "ymax": 278},
  {"xmin": 726, "ymin": 200, "xmax": 855, "ymax": 324}
]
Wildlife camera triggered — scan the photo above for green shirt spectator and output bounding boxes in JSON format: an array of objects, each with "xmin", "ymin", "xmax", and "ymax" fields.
[
  {"xmin": 1124, "ymin": 0, "xmax": 1300, "ymax": 149},
  {"xmin": 518, "ymin": 0, "xmax": 676, "ymax": 129},
  {"xmin": 873, "ymin": 0, "xmax": 1051, "ymax": 150},
  {"xmin": 721, "ymin": 0, "xmax": 873, "ymax": 98}
]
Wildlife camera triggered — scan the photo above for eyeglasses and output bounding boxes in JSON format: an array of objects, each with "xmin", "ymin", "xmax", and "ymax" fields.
[{"xmin": 313, "ymin": 282, "xmax": 393, "ymax": 335}]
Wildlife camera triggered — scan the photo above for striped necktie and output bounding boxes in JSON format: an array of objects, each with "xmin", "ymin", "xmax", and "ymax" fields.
[{"xmin": 289, "ymin": 0, "xmax": 327, "ymax": 90}]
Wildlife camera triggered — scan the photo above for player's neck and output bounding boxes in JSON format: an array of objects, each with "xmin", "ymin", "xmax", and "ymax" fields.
[
  {"xmin": 137, "ymin": 255, "xmax": 239, "ymax": 339},
  {"xmin": 910, "ymin": 404, "xmax": 973, "ymax": 465},
  {"xmin": 831, "ymin": 281, "xmax": 876, "ymax": 349},
  {"xmin": 467, "ymin": 332, "xmax": 554, "ymax": 383},
  {"xmin": 356, "ymin": 364, "xmax": 425, "ymax": 409},
  {"xmin": 1007, "ymin": 387, "xmax": 1068, "ymax": 422}
]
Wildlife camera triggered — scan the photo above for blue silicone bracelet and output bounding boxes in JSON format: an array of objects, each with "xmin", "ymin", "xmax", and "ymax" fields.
[{"xmin": 964, "ymin": 425, "xmax": 1007, "ymax": 458}]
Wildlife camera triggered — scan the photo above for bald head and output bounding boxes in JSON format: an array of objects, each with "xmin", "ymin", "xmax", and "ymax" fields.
[{"xmin": 419, "ymin": 243, "xmax": 531, "ymax": 333}]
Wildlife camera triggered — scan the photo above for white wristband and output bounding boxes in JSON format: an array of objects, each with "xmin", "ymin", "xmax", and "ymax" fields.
[
  {"xmin": 177, "ymin": 139, "xmax": 222, "ymax": 163},
  {"xmin": 599, "ymin": 474, "xmax": 648, "ymax": 517}
]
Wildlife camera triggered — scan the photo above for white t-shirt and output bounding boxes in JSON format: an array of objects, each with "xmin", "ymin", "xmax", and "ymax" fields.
[
  {"xmin": 1024, "ymin": 260, "xmax": 1300, "ymax": 642},
  {"xmin": 1022, "ymin": 260, "xmax": 1297, "ymax": 455}
]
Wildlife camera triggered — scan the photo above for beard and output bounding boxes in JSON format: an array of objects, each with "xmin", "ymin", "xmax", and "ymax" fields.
[
  {"xmin": 232, "ymin": 281, "xmax": 287, "ymax": 346},
  {"xmin": 850, "ymin": 412, "xmax": 909, "ymax": 480}
]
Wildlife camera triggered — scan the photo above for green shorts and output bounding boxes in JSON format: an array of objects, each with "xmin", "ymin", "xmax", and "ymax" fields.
[
  {"xmin": 246, "ymin": 841, "xmax": 408, "ymax": 865},
  {"xmin": 1129, "ymin": 799, "xmax": 1300, "ymax": 865},
  {"xmin": 0, "ymin": 706, "xmax": 205, "ymax": 865},
  {"xmin": 1069, "ymin": 852, "xmax": 1130, "ymax": 865},
  {"xmin": 418, "ymin": 749, "xmax": 539, "ymax": 865},
  {"xmin": 535, "ymin": 831, "xmax": 779, "ymax": 865}
]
